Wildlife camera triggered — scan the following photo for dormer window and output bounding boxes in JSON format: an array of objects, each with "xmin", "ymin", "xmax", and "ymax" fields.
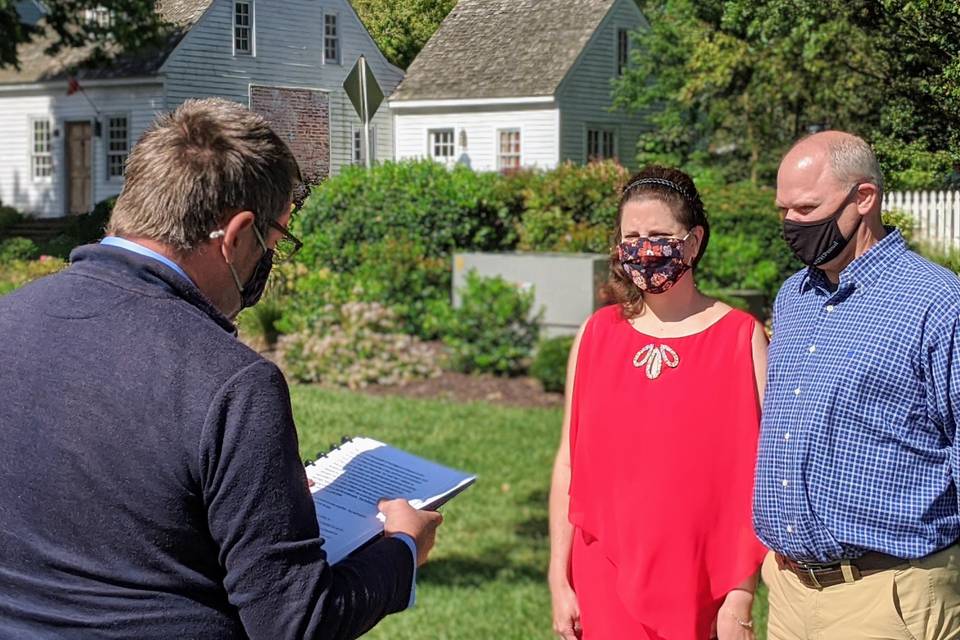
[
  {"xmin": 324, "ymin": 14, "xmax": 339, "ymax": 64},
  {"xmin": 234, "ymin": 1, "xmax": 253, "ymax": 55},
  {"xmin": 617, "ymin": 29, "xmax": 629, "ymax": 76}
]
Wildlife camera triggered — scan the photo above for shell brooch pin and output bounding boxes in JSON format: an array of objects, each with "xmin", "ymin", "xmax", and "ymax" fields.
[{"xmin": 632, "ymin": 344, "xmax": 680, "ymax": 380}]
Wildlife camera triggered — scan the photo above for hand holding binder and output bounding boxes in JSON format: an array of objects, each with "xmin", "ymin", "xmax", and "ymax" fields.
[
  {"xmin": 378, "ymin": 498, "xmax": 443, "ymax": 566},
  {"xmin": 305, "ymin": 437, "xmax": 476, "ymax": 565}
]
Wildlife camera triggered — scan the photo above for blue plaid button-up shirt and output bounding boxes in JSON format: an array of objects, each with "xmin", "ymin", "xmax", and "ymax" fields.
[{"xmin": 754, "ymin": 230, "xmax": 960, "ymax": 562}]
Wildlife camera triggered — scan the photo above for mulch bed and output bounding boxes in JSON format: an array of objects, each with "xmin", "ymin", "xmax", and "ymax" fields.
[
  {"xmin": 257, "ymin": 344, "xmax": 563, "ymax": 410},
  {"xmin": 361, "ymin": 371, "xmax": 564, "ymax": 409}
]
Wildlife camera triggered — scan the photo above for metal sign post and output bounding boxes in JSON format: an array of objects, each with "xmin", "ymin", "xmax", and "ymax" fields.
[{"xmin": 343, "ymin": 55, "xmax": 385, "ymax": 169}]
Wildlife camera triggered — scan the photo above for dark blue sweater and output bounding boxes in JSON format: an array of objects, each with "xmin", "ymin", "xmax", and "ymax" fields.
[{"xmin": 0, "ymin": 245, "xmax": 413, "ymax": 639}]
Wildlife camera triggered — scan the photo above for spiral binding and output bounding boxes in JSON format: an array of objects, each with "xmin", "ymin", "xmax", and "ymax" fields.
[{"xmin": 304, "ymin": 435, "xmax": 358, "ymax": 467}]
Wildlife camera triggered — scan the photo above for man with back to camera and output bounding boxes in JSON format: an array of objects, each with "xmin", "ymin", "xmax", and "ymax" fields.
[
  {"xmin": 0, "ymin": 98, "xmax": 442, "ymax": 639},
  {"xmin": 755, "ymin": 130, "xmax": 960, "ymax": 638}
]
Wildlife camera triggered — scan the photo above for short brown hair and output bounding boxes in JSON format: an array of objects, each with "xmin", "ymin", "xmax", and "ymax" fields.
[
  {"xmin": 107, "ymin": 98, "xmax": 300, "ymax": 251},
  {"xmin": 602, "ymin": 165, "xmax": 710, "ymax": 318}
]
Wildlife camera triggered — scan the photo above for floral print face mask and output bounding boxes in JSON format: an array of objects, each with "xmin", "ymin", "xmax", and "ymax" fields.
[{"xmin": 617, "ymin": 232, "xmax": 692, "ymax": 294}]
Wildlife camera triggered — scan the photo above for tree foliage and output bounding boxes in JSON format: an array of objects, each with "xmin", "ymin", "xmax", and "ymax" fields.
[
  {"xmin": 615, "ymin": 0, "xmax": 960, "ymax": 189},
  {"xmin": 0, "ymin": 1, "xmax": 169, "ymax": 71},
  {"xmin": 350, "ymin": 0, "xmax": 456, "ymax": 69}
]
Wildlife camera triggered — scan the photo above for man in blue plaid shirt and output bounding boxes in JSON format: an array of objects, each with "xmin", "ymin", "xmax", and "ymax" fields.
[{"xmin": 755, "ymin": 131, "xmax": 960, "ymax": 639}]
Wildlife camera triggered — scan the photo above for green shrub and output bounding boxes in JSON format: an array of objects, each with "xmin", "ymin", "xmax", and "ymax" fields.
[
  {"xmin": 274, "ymin": 267, "xmax": 355, "ymax": 336},
  {"xmin": 517, "ymin": 209, "xmax": 611, "ymax": 254},
  {"xmin": 530, "ymin": 335, "xmax": 574, "ymax": 393},
  {"xmin": 34, "ymin": 197, "xmax": 115, "ymax": 259},
  {"xmin": 522, "ymin": 161, "xmax": 629, "ymax": 227},
  {"xmin": 517, "ymin": 208, "xmax": 575, "ymax": 251},
  {"xmin": 350, "ymin": 237, "xmax": 452, "ymax": 337},
  {"xmin": 441, "ymin": 271, "xmax": 541, "ymax": 376},
  {"xmin": 882, "ymin": 208, "xmax": 916, "ymax": 245},
  {"xmin": 294, "ymin": 160, "xmax": 521, "ymax": 272},
  {"xmin": 0, "ymin": 205, "xmax": 23, "ymax": 235},
  {"xmin": 699, "ymin": 182, "xmax": 803, "ymax": 301},
  {"xmin": 917, "ymin": 244, "xmax": 960, "ymax": 274},
  {"xmin": 39, "ymin": 234, "xmax": 79, "ymax": 259},
  {"xmin": 236, "ymin": 263, "xmax": 301, "ymax": 350},
  {"xmin": 279, "ymin": 301, "xmax": 441, "ymax": 389},
  {"xmin": 0, "ymin": 257, "xmax": 66, "ymax": 296},
  {"xmin": 0, "ymin": 237, "xmax": 40, "ymax": 263},
  {"xmin": 74, "ymin": 196, "xmax": 114, "ymax": 243},
  {"xmin": 697, "ymin": 234, "xmax": 781, "ymax": 299},
  {"xmin": 277, "ymin": 237, "xmax": 452, "ymax": 340}
]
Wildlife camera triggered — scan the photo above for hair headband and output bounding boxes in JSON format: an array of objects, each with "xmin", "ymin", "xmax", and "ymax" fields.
[{"xmin": 623, "ymin": 177, "xmax": 693, "ymax": 201}]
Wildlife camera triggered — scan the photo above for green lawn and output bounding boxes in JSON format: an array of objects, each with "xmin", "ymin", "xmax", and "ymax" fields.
[{"xmin": 290, "ymin": 385, "xmax": 769, "ymax": 639}]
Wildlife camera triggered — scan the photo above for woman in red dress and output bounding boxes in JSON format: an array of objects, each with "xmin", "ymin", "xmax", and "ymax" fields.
[{"xmin": 548, "ymin": 166, "xmax": 768, "ymax": 640}]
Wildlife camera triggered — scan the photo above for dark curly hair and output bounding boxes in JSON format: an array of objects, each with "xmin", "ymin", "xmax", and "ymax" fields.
[{"xmin": 601, "ymin": 165, "xmax": 710, "ymax": 318}]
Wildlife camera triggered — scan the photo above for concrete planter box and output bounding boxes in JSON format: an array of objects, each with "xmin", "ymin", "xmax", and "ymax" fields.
[{"xmin": 452, "ymin": 252, "xmax": 609, "ymax": 337}]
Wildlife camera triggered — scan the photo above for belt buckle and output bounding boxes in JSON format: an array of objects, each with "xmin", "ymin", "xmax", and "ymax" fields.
[
  {"xmin": 796, "ymin": 560, "xmax": 836, "ymax": 589},
  {"xmin": 805, "ymin": 566, "xmax": 822, "ymax": 589}
]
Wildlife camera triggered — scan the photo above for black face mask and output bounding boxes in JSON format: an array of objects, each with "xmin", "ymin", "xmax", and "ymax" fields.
[
  {"xmin": 220, "ymin": 224, "xmax": 273, "ymax": 312},
  {"xmin": 236, "ymin": 248, "xmax": 274, "ymax": 309},
  {"xmin": 782, "ymin": 189, "xmax": 861, "ymax": 267}
]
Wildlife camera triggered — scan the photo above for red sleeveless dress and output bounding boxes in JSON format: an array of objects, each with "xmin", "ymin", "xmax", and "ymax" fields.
[{"xmin": 568, "ymin": 305, "xmax": 767, "ymax": 639}]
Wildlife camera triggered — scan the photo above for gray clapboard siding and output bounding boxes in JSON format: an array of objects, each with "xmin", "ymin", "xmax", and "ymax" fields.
[
  {"xmin": 161, "ymin": 0, "xmax": 403, "ymax": 175},
  {"xmin": 556, "ymin": 0, "xmax": 647, "ymax": 170}
]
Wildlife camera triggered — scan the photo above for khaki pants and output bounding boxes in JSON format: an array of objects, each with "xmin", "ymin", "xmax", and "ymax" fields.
[{"xmin": 762, "ymin": 545, "xmax": 960, "ymax": 640}]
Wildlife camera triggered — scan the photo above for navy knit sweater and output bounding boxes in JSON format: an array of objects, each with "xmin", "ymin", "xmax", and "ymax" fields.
[{"xmin": 0, "ymin": 245, "xmax": 413, "ymax": 639}]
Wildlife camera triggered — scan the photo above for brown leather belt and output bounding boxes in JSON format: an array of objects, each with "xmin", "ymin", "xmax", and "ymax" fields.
[{"xmin": 775, "ymin": 552, "xmax": 908, "ymax": 589}]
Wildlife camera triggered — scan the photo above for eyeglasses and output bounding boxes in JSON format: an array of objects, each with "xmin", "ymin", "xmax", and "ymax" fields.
[
  {"xmin": 266, "ymin": 181, "xmax": 311, "ymax": 263},
  {"xmin": 266, "ymin": 218, "xmax": 303, "ymax": 264},
  {"xmin": 291, "ymin": 182, "xmax": 312, "ymax": 216}
]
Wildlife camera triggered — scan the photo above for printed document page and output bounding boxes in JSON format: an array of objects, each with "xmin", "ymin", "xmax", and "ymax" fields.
[{"xmin": 305, "ymin": 437, "xmax": 476, "ymax": 564}]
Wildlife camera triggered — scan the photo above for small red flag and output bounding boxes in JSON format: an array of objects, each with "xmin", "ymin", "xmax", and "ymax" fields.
[{"xmin": 67, "ymin": 77, "xmax": 81, "ymax": 96}]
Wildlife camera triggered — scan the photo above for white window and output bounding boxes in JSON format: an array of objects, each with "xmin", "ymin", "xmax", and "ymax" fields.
[
  {"xmin": 106, "ymin": 115, "xmax": 129, "ymax": 179},
  {"xmin": 352, "ymin": 125, "xmax": 378, "ymax": 165},
  {"xmin": 429, "ymin": 129, "xmax": 455, "ymax": 162},
  {"xmin": 587, "ymin": 128, "xmax": 616, "ymax": 161},
  {"xmin": 84, "ymin": 6, "xmax": 113, "ymax": 28},
  {"xmin": 497, "ymin": 129, "xmax": 521, "ymax": 170},
  {"xmin": 31, "ymin": 119, "xmax": 52, "ymax": 180},
  {"xmin": 324, "ymin": 14, "xmax": 339, "ymax": 64},
  {"xmin": 234, "ymin": 1, "xmax": 253, "ymax": 55},
  {"xmin": 617, "ymin": 29, "xmax": 630, "ymax": 76}
]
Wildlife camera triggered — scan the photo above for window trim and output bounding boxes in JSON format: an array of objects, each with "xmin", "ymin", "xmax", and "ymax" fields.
[
  {"xmin": 30, "ymin": 117, "xmax": 53, "ymax": 182},
  {"xmin": 427, "ymin": 128, "xmax": 456, "ymax": 164},
  {"xmin": 585, "ymin": 125, "xmax": 619, "ymax": 163},
  {"xmin": 84, "ymin": 6, "xmax": 113, "ymax": 28},
  {"xmin": 233, "ymin": 0, "xmax": 255, "ymax": 56},
  {"xmin": 496, "ymin": 127, "xmax": 523, "ymax": 171},
  {"xmin": 323, "ymin": 11, "xmax": 340, "ymax": 65},
  {"xmin": 105, "ymin": 113, "xmax": 130, "ymax": 182},
  {"xmin": 616, "ymin": 28, "xmax": 630, "ymax": 76},
  {"xmin": 351, "ymin": 123, "xmax": 378, "ymax": 165}
]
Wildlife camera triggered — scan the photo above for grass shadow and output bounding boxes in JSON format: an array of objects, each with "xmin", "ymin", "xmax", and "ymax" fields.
[{"xmin": 419, "ymin": 551, "xmax": 546, "ymax": 588}]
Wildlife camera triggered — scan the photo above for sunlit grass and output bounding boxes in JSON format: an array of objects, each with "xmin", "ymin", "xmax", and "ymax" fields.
[{"xmin": 290, "ymin": 386, "xmax": 769, "ymax": 639}]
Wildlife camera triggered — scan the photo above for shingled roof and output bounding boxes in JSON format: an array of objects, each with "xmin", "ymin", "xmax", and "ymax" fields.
[
  {"xmin": 391, "ymin": 0, "xmax": 619, "ymax": 102},
  {"xmin": 0, "ymin": 0, "xmax": 214, "ymax": 85}
]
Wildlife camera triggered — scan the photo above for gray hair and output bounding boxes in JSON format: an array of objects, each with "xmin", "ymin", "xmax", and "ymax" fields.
[
  {"xmin": 107, "ymin": 98, "xmax": 300, "ymax": 251},
  {"xmin": 826, "ymin": 135, "xmax": 884, "ymax": 195}
]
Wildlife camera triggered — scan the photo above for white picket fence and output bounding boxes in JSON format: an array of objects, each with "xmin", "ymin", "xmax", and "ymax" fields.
[{"xmin": 884, "ymin": 191, "xmax": 960, "ymax": 252}]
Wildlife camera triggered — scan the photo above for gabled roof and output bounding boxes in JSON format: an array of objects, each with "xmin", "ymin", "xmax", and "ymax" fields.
[
  {"xmin": 391, "ymin": 0, "xmax": 619, "ymax": 102},
  {"xmin": 0, "ymin": 0, "xmax": 214, "ymax": 85}
]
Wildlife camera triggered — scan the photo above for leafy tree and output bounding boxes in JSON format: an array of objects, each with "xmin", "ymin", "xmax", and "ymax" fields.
[
  {"xmin": 616, "ymin": 0, "xmax": 960, "ymax": 189},
  {"xmin": 350, "ymin": 0, "xmax": 456, "ymax": 69},
  {"xmin": 0, "ymin": 0, "xmax": 169, "ymax": 71}
]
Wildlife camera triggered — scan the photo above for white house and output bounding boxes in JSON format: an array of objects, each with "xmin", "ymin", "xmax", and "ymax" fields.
[
  {"xmin": 0, "ymin": 0, "xmax": 403, "ymax": 218},
  {"xmin": 390, "ymin": 0, "xmax": 647, "ymax": 173}
]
